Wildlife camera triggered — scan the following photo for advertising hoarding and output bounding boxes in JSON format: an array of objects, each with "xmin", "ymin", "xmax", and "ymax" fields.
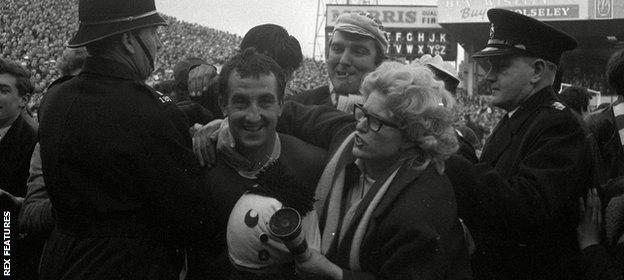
[
  {"xmin": 326, "ymin": 5, "xmax": 458, "ymax": 61},
  {"xmin": 437, "ymin": 0, "xmax": 589, "ymax": 23}
]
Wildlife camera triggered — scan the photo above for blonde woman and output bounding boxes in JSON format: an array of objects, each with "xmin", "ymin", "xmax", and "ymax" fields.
[{"xmin": 280, "ymin": 61, "xmax": 472, "ymax": 279}]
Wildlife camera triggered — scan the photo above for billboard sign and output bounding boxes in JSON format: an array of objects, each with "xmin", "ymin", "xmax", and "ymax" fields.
[
  {"xmin": 437, "ymin": 0, "xmax": 589, "ymax": 23},
  {"xmin": 326, "ymin": 5, "xmax": 458, "ymax": 61}
]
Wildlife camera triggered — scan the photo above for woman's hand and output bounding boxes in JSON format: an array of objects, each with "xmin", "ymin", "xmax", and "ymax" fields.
[
  {"xmin": 295, "ymin": 248, "xmax": 343, "ymax": 280},
  {"xmin": 577, "ymin": 188, "xmax": 602, "ymax": 250}
]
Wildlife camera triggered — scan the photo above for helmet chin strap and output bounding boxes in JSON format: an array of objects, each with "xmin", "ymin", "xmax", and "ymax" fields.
[{"xmin": 132, "ymin": 31, "xmax": 154, "ymax": 71}]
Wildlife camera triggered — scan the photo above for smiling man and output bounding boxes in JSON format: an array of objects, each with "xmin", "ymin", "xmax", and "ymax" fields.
[
  {"xmin": 289, "ymin": 12, "xmax": 387, "ymax": 113},
  {"xmin": 188, "ymin": 48, "xmax": 327, "ymax": 279},
  {"xmin": 462, "ymin": 8, "xmax": 600, "ymax": 280}
]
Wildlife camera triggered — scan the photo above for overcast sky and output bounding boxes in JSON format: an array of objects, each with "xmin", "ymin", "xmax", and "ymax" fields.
[{"xmin": 155, "ymin": 0, "xmax": 438, "ymax": 59}]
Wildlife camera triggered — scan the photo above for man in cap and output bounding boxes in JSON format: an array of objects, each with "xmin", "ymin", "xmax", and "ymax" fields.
[
  {"xmin": 37, "ymin": 0, "xmax": 215, "ymax": 279},
  {"xmin": 460, "ymin": 8, "xmax": 598, "ymax": 279},
  {"xmin": 289, "ymin": 12, "xmax": 388, "ymax": 113},
  {"xmin": 414, "ymin": 54, "xmax": 461, "ymax": 94}
]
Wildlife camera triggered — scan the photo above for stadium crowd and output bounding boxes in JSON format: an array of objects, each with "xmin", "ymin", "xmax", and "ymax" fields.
[
  {"xmin": 3, "ymin": 0, "xmax": 624, "ymax": 279},
  {"xmin": 0, "ymin": 0, "xmax": 500, "ymax": 134},
  {"xmin": 0, "ymin": 0, "xmax": 242, "ymax": 109}
]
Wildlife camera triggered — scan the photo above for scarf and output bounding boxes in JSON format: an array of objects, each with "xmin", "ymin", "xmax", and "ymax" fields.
[
  {"xmin": 329, "ymin": 81, "xmax": 364, "ymax": 113},
  {"xmin": 316, "ymin": 132, "xmax": 401, "ymax": 270},
  {"xmin": 612, "ymin": 96, "xmax": 624, "ymax": 149}
]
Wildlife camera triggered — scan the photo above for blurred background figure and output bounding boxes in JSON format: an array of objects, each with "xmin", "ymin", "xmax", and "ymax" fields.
[
  {"xmin": 57, "ymin": 47, "xmax": 87, "ymax": 76},
  {"xmin": 240, "ymin": 24, "xmax": 303, "ymax": 97},
  {"xmin": 586, "ymin": 49, "xmax": 624, "ymax": 185},
  {"xmin": 0, "ymin": 58, "xmax": 38, "ymax": 280},
  {"xmin": 559, "ymin": 85, "xmax": 591, "ymax": 117}
]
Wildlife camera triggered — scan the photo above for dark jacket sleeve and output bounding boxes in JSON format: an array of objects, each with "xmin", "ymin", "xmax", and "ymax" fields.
[
  {"xmin": 277, "ymin": 101, "xmax": 355, "ymax": 151},
  {"xmin": 138, "ymin": 101, "xmax": 217, "ymax": 245},
  {"xmin": 19, "ymin": 143, "xmax": 55, "ymax": 237},
  {"xmin": 581, "ymin": 244, "xmax": 624, "ymax": 280}
]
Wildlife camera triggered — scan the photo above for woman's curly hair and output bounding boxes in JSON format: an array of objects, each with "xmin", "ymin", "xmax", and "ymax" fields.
[{"xmin": 360, "ymin": 61, "xmax": 458, "ymax": 174}]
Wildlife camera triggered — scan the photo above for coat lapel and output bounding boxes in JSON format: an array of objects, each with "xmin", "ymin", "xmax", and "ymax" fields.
[
  {"xmin": 481, "ymin": 87, "xmax": 556, "ymax": 164},
  {"xmin": 480, "ymin": 114, "xmax": 512, "ymax": 164}
]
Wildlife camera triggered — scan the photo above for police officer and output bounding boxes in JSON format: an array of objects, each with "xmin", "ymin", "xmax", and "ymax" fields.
[
  {"xmin": 461, "ymin": 8, "xmax": 598, "ymax": 279},
  {"xmin": 37, "ymin": 0, "xmax": 215, "ymax": 279}
]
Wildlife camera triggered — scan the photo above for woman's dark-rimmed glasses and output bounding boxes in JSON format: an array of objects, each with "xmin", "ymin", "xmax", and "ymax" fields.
[{"xmin": 353, "ymin": 103, "xmax": 400, "ymax": 132}]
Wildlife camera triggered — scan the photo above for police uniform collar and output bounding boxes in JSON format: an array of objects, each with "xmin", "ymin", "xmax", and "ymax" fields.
[
  {"xmin": 507, "ymin": 86, "xmax": 557, "ymax": 133},
  {"xmin": 81, "ymin": 57, "xmax": 146, "ymax": 81}
]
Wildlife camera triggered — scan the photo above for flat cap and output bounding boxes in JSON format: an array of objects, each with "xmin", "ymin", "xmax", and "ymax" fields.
[
  {"xmin": 333, "ymin": 12, "xmax": 389, "ymax": 54},
  {"xmin": 473, "ymin": 8, "xmax": 577, "ymax": 65}
]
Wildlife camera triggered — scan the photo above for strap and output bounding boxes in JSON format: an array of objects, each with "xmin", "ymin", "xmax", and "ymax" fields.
[
  {"xmin": 81, "ymin": 10, "xmax": 158, "ymax": 25},
  {"xmin": 132, "ymin": 31, "xmax": 154, "ymax": 70}
]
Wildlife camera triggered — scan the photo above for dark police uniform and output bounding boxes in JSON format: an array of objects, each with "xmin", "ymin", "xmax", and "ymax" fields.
[
  {"xmin": 464, "ymin": 8, "xmax": 598, "ymax": 280},
  {"xmin": 38, "ymin": 57, "xmax": 216, "ymax": 280},
  {"xmin": 467, "ymin": 86, "xmax": 595, "ymax": 279}
]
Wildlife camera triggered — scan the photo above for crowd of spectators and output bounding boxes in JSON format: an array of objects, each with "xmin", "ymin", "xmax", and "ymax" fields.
[
  {"xmin": 454, "ymin": 92, "xmax": 505, "ymax": 145},
  {"xmin": 290, "ymin": 58, "xmax": 328, "ymax": 91},
  {"xmin": 0, "ymin": 0, "xmax": 242, "ymax": 108},
  {"xmin": 562, "ymin": 71, "xmax": 609, "ymax": 95},
  {"xmin": 151, "ymin": 14, "xmax": 241, "ymax": 83},
  {"xmin": 0, "ymin": 0, "xmax": 524, "ymax": 139}
]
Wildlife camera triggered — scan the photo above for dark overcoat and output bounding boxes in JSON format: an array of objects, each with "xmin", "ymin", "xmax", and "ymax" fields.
[
  {"xmin": 0, "ymin": 113, "xmax": 37, "ymax": 199},
  {"xmin": 38, "ymin": 57, "xmax": 216, "ymax": 280},
  {"xmin": 466, "ymin": 87, "xmax": 596, "ymax": 279},
  {"xmin": 586, "ymin": 102, "xmax": 624, "ymax": 181},
  {"xmin": 326, "ymin": 162, "xmax": 472, "ymax": 280},
  {"xmin": 0, "ymin": 112, "xmax": 37, "ymax": 279}
]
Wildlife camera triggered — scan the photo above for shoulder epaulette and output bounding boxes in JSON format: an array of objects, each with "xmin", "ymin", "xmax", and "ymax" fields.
[
  {"xmin": 551, "ymin": 101, "xmax": 566, "ymax": 110},
  {"xmin": 138, "ymin": 82, "xmax": 173, "ymax": 105}
]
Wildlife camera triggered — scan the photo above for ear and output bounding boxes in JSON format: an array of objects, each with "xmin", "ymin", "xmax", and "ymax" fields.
[
  {"xmin": 218, "ymin": 94, "xmax": 228, "ymax": 117},
  {"xmin": 120, "ymin": 32, "xmax": 136, "ymax": 54},
  {"xmin": 530, "ymin": 59, "xmax": 547, "ymax": 84},
  {"xmin": 19, "ymin": 94, "xmax": 30, "ymax": 108},
  {"xmin": 277, "ymin": 100, "xmax": 283, "ymax": 117}
]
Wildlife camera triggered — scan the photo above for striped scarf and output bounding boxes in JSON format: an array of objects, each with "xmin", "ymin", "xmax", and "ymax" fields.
[{"xmin": 613, "ymin": 97, "xmax": 624, "ymax": 149}]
